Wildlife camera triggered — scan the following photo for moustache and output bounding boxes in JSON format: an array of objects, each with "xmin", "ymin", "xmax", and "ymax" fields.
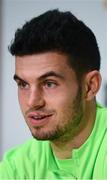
[{"xmin": 25, "ymin": 107, "xmax": 55, "ymax": 116}]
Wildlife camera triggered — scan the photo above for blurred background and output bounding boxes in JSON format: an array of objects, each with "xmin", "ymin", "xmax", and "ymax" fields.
[{"xmin": 0, "ymin": 0, "xmax": 107, "ymax": 159}]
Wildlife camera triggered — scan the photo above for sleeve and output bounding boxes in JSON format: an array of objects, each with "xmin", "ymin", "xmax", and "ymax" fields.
[
  {"xmin": 0, "ymin": 139, "xmax": 35, "ymax": 179},
  {"xmin": 92, "ymin": 130, "xmax": 107, "ymax": 179},
  {"xmin": 0, "ymin": 159, "xmax": 16, "ymax": 179},
  {"xmin": 0, "ymin": 148, "xmax": 21, "ymax": 179}
]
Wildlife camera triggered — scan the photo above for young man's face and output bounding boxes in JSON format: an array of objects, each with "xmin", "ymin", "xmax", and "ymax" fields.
[{"xmin": 15, "ymin": 52, "xmax": 84, "ymax": 141}]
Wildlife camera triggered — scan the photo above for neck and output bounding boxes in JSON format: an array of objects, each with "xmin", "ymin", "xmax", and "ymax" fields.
[{"xmin": 50, "ymin": 100, "xmax": 96, "ymax": 159}]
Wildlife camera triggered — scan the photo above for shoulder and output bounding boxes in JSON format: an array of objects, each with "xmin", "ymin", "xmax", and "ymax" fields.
[
  {"xmin": 2, "ymin": 138, "xmax": 49, "ymax": 161},
  {"xmin": 93, "ymin": 128, "xmax": 107, "ymax": 178},
  {"xmin": 94, "ymin": 104, "xmax": 107, "ymax": 175},
  {"xmin": 95, "ymin": 103, "xmax": 107, "ymax": 136},
  {"xmin": 0, "ymin": 138, "xmax": 50, "ymax": 178},
  {"xmin": 96, "ymin": 103, "xmax": 107, "ymax": 120}
]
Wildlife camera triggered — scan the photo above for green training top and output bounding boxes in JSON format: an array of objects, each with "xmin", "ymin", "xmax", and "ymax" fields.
[{"xmin": 0, "ymin": 104, "xmax": 107, "ymax": 179}]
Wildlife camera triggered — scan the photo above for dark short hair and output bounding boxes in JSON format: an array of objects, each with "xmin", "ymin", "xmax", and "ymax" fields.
[{"xmin": 9, "ymin": 9, "xmax": 101, "ymax": 78}]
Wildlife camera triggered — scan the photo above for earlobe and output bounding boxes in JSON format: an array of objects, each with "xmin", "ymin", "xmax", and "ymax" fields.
[{"xmin": 85, "ymin": 70, "xmax": 102, "ymax": 101}]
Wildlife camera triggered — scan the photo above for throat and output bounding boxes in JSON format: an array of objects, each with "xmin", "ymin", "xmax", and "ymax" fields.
[
  {"xmin": 50, "ymin": 141, "xmax": 74, "ymax": 159},
  {"xmin": 50, "ymin": 102, "xmax": 96, "ymax": 159},
  {"xmin": 50, "ymin": 136, "xmax": 84, "ymax": 159}
]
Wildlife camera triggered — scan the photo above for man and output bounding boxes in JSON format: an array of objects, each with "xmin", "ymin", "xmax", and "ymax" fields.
[{"xmin": 0, "ymin": 9, "xmax": 107, "ymax": 179}]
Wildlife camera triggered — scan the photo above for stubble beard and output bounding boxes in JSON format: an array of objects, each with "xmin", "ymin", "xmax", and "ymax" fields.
[{"xmin": 29, "ymin": 86, "xmax": 84, "ymax": 142}]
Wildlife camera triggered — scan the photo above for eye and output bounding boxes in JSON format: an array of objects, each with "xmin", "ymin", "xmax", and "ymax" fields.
[
  {"xmin": 17, "ymin": 81, "xmax": 29, "ymax": 90},
  {"xmin": 44, "ymin": 81, "xmax": 58, "ymax": 89}
]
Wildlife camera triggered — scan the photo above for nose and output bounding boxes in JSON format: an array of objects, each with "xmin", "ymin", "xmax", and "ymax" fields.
[{"xmin": 27, "ymin": 87, "xmax": 45, "ymax": 109}]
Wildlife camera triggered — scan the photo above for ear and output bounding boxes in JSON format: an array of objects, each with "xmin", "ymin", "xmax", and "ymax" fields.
[{"xmin": 84, "ymin": 70, "xmax": 102, "ymax": 101}]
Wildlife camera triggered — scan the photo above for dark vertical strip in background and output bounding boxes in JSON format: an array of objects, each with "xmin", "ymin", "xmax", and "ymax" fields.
[{"xmin": 0, "ymin": 0, "xmax": 3, "ymax": 159}]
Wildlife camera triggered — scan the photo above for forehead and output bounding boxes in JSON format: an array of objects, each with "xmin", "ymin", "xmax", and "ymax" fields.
[
  {"xmin": 15, "ymin": 52, "xmax": 76, "ymax": 80},
  {"xmin": 16, "ymin": 52, "xmax": 69, "ymax": 66}
]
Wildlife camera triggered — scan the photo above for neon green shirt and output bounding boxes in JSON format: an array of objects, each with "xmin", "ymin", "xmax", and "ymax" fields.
[{"xmin": 0, "ymin": 104, "xmax": 107, "ymax": 179}]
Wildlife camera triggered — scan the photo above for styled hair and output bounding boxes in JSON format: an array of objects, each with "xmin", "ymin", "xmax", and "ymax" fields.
[{"xmin": 9, "ymin": 9, "xmax": 101, "ymax": 77}]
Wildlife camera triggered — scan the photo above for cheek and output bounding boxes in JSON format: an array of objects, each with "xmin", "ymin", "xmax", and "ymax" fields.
[
  {"xmin": 50, "ymin": 87, "xmax": 78, "ymax": 108},
  {"xmin": 52, "ymin": 86, "xmax": 80, "ymax": 117},
  {"xmin": 46, "ymin": 91, "xmax": 78, "ymax": 122}
]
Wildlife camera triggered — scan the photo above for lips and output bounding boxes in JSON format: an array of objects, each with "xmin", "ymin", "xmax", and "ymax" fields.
[
  {"xmin": 27, "ymin": 112, "xmax": 53, "ymax": 126},
  {"xmin": 30, "ymin": 114, "xmax": 52, "ymax": 121}
]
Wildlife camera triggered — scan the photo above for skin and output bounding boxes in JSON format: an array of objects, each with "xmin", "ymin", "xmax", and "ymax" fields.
[{"xmin": 14, "ymin": 52, "xmax": 101, "ymax": 159}]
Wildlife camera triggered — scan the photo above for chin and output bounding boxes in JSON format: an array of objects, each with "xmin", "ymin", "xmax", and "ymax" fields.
[{"xmin": 31, "ymin": 129, "xmax": 60, "ymax": 141}]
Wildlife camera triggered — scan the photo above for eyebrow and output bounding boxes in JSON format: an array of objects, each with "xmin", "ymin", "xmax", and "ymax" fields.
[
  {"xmin": 13, "ymin": 74, "xmax": 26, "ymax": 82},
  {"xmin": 13, "ymin": 71, "xmax": 64, "ymax": 82},
  {"xmin": 38, "ymin": 71, "xmax": 65, "ymax": 80}
]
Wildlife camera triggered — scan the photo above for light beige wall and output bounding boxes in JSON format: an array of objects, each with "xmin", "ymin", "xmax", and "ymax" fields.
[
  {"xmin": 0, "ymin": 0, "xmax": 3, "ymax": 159},
  {"xmin": 1, "ymin": 0, "xmax": 107, "ymax": 158}
]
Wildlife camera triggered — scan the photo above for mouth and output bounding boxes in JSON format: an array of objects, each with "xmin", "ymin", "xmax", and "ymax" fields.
[
  {"xmin": 30, "ymin": 114, "xmax": 52, "ymax": 120},
  {"xmin": 27, "ymin": 112, "xmax": 53, "ymax": 127}
]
